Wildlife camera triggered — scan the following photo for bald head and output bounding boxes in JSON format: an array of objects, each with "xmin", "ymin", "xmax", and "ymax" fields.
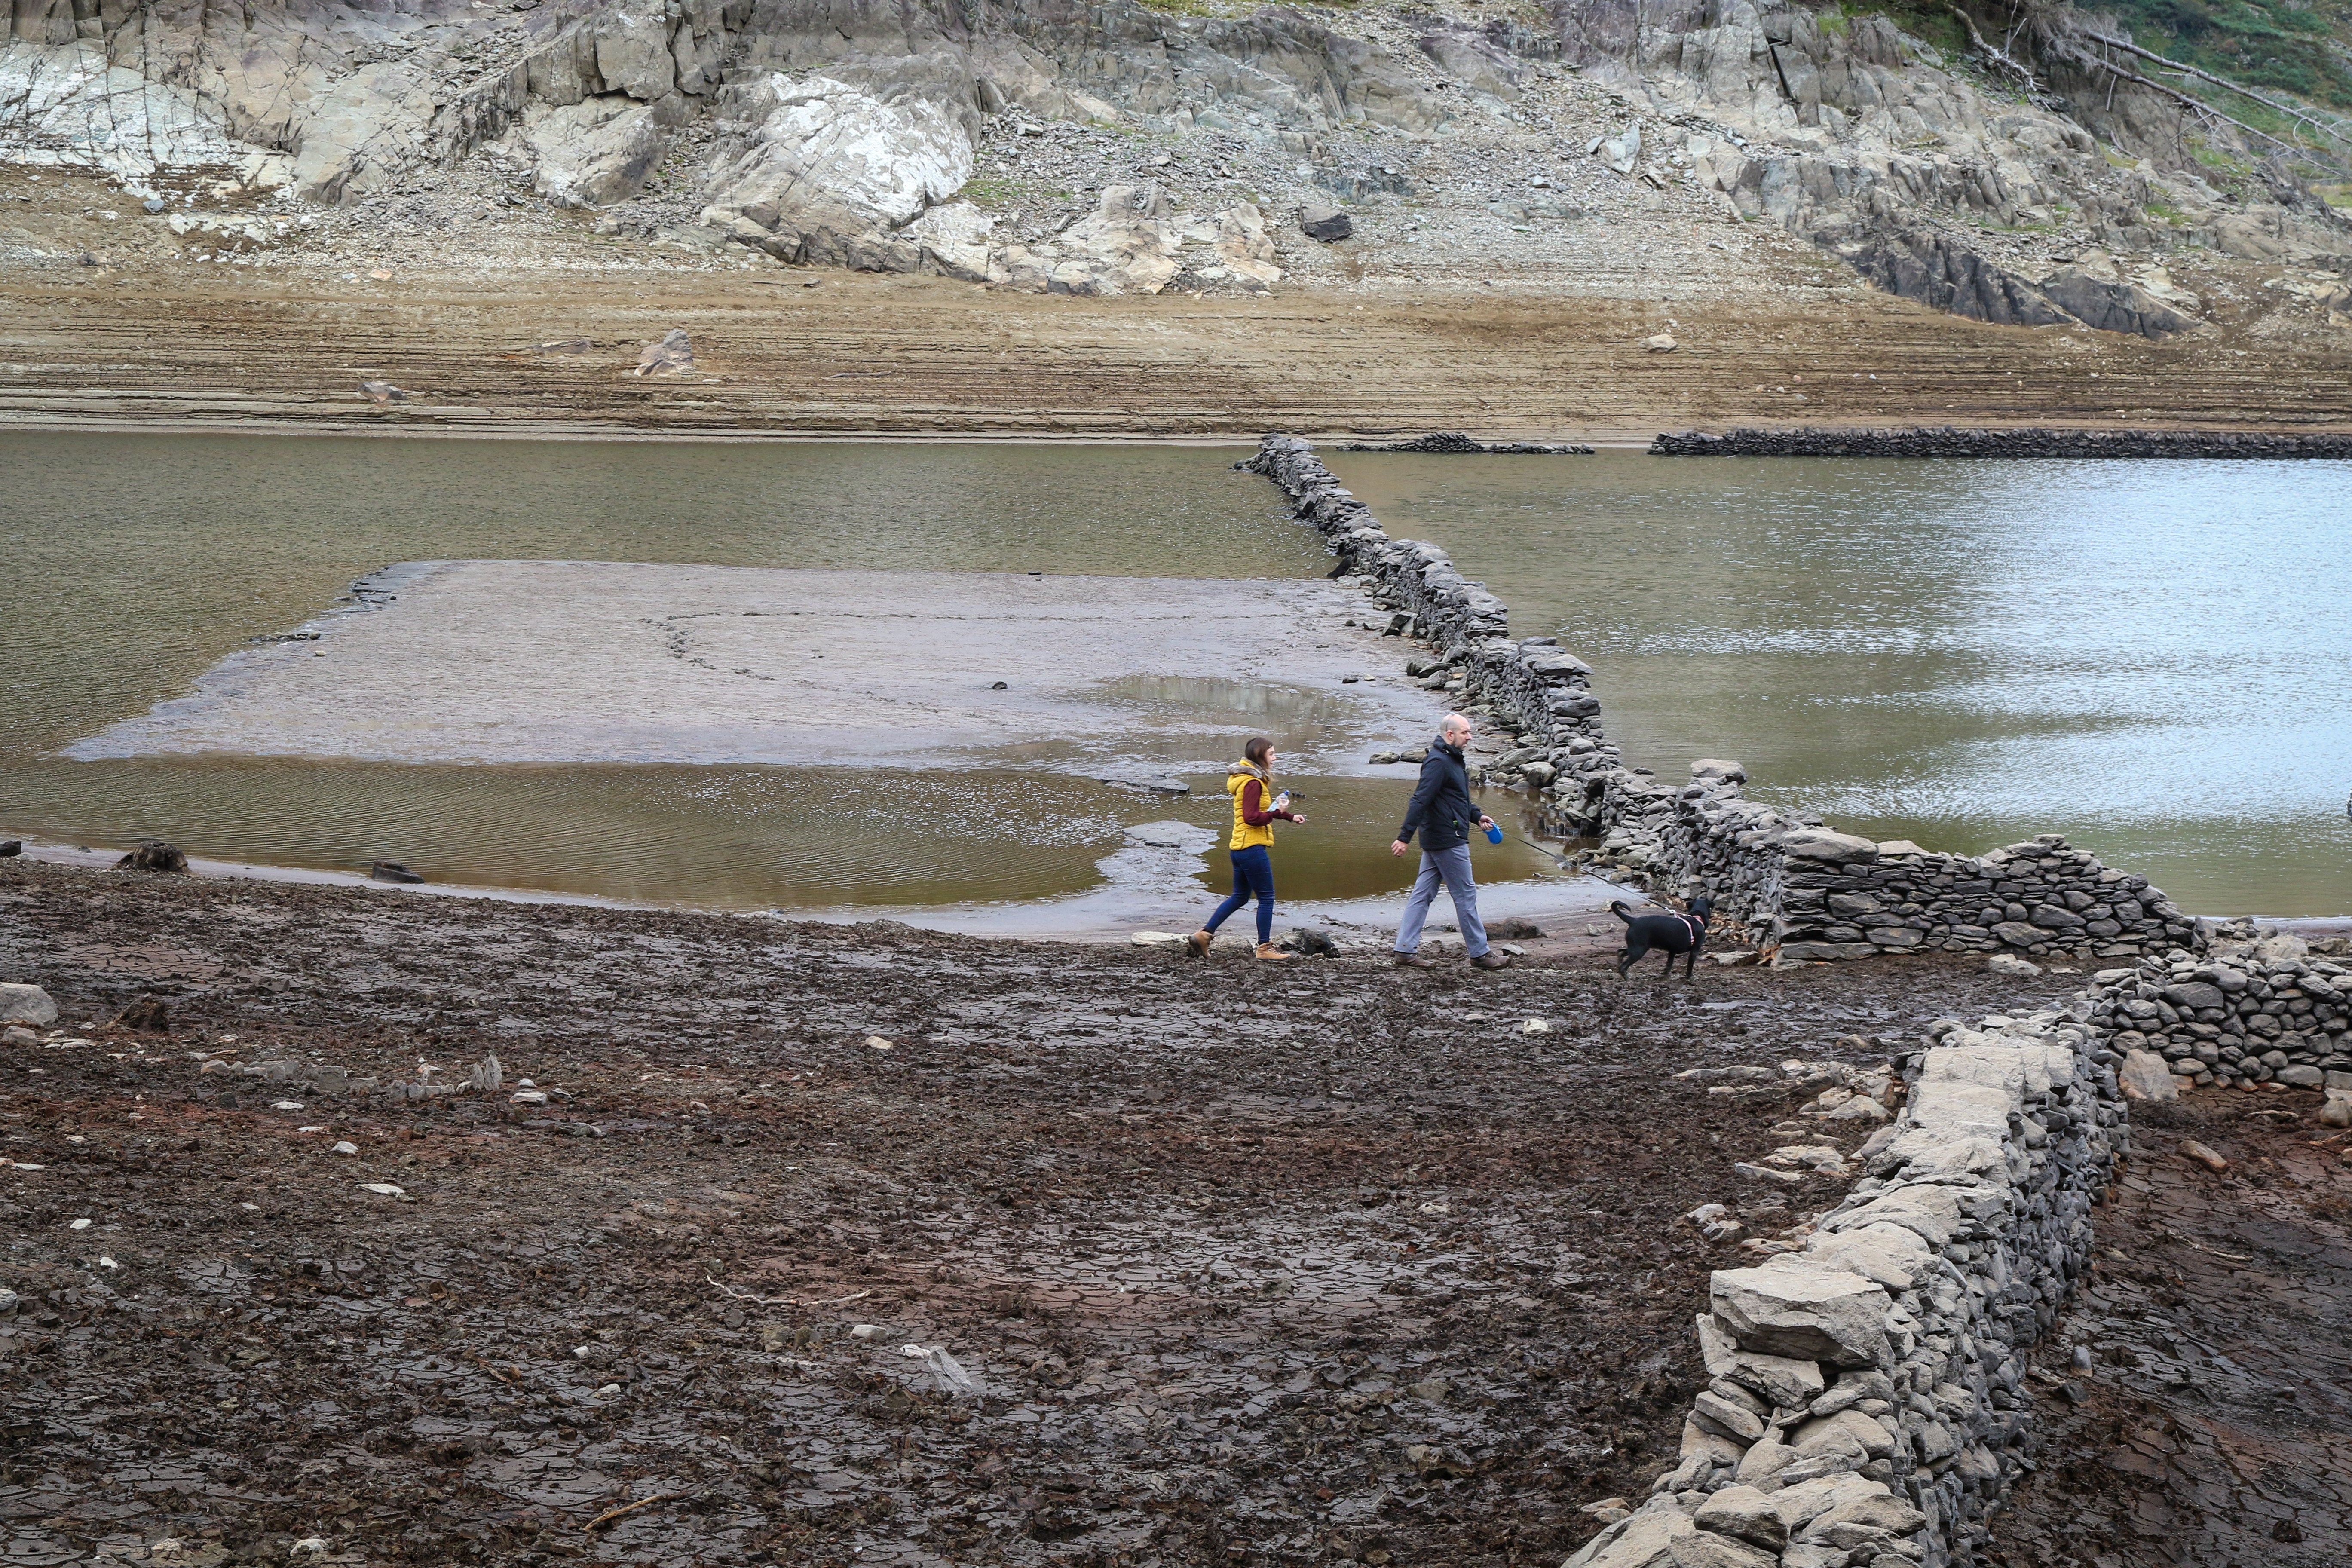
[{"xmin": 1439, "ymin": 713, "xmax": 1471, "ymax": 744}]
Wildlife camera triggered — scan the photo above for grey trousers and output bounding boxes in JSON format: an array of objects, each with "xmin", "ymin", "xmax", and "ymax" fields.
[{"xmin": 1393, "ymin": 843, "xmax": 1488, "ymax": 957}]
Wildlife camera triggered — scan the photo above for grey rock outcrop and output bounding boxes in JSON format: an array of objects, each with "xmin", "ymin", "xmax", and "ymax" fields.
[{"xmin": 527, "ymin": 95, "xmax": 672, "ymax": 208}]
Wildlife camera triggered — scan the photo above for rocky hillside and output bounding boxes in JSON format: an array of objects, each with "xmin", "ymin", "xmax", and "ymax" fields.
[{"xmin": 3, "ymin": 0, "xmax": 2347, "ymax": 337}]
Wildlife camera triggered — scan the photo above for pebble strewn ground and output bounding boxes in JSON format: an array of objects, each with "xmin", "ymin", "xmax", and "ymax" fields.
[{"xmin": 0, "ymin": 860, "xmax": 2084, "ymax": 1567}]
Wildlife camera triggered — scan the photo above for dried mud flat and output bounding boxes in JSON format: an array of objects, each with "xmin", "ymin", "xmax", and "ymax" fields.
[
  {"xmin": 1987, "ymin": 1098, "xmax": 2352, "ymax": 1568},
  {"xmin": 0, "ymin": 858, "xmax": 2103, "ymax": 1568}
]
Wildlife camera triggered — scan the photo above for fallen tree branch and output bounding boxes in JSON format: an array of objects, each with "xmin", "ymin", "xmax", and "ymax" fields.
[
  {"xmin": 1948, "ymin": 3, "xmax": 2041, "ymax": 89},
  {"xmin": 2082, "ymin": 30, "xmax": 2352, "ymax": 156},
  {"xmin": 703, "ymin": 1273, "xmax": 873, "ymax": 1309},
  {"xmin": 584, "ymin": 1491, "xmax": 693, "ymax": 1532},
  {"xmin": 2061, "ymin": 45, "xmax": 2352, "ymax": 177}
]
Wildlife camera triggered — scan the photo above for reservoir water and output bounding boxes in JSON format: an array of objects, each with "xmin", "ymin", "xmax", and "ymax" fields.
[{"xmin": 3, "ymin": 432, "xmax": 2347, "ymax": 916}]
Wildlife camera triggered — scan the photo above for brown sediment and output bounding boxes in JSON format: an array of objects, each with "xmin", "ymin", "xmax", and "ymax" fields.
[
  {"xmin": 0, "ymin": 856, "xmax": 2085, "ymax": 1567},
  {"xmin": 1987, "ymin": 1098, "xmax": 2352, "ymax": 1567},
  {"xmin": 6, "ymin": 251, "xmax": 2350, "ymax": 441}
]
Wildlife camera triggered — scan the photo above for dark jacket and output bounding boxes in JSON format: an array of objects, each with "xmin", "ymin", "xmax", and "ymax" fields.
[{"xmin": 1399, "ymin": 738, "xmax": 1477, "ymax": 851}]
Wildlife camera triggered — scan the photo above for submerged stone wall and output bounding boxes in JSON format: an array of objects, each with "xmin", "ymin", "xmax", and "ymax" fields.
[
  {"xmin": 1244, "ymin": 432, "xmax": 2199, "ymax": 963},
  {"xmin": 1576, "ymin": 1004, "xmax": 2126, "ymax": 1568}
]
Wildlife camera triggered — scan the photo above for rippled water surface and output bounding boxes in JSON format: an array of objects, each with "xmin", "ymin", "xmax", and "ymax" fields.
[
  {"xmin": 1331, "ymin": 450, "xmax": 2352, "ymax": 916},
  {"xmin": 5, "ymin": 434, "xmax": 2346, "ymax": 914},
  {"xmin": 0, "ymin": 433, "xmax": 1562, "ymax": 910}
]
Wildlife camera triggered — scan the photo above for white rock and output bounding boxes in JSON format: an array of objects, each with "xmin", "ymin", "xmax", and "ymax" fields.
[
  {"xmin": 702, "ymin": 71, "xmax": 973, "ymax": 254},
  {"xmin": 330, "ymin": 1140, "xmax": 359, "ymax": 1155},
  {"xmin": 69, "ymin": 1217, "xmax": 92, "ymax": 1230},
  {"xmin": 0, "ymin": 983, "xmax": 58, "ymax": 1026},
  {"xmin": 2118, "ymin": 1048, "xmax": 2180, "ymax": 1102},
  {"xmin": 1710, "ymin": 1259, "xmax": 1890, "ymax": 1369},
  {"xmin": 1780, "ymin": 828, "xmax": 1879, "ymax": 862},
  {"xmin": 1130, "ymin": 931, "xmax": 1188, "ymax": 947},
  {"xmin": 1563, "ymin": 1495, "xmax": 1695, "ymax": 1568},
  {"xmin": 359, "ymin": 1182, "xmax": 405, "ymax": 1196},
  {"xmin": 1987, "ymin": 953, "xmax": 2041, "ymax": 977},
  {"xmin": 510, "ymin": 1089, "xmax": 549, "ymax": 1106},
  {"xmin": 1804, "ymin": 1222, "xmax": 1931, "ymax": 1291}
]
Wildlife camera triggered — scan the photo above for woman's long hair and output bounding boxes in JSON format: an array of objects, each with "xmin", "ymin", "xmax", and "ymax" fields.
[{"xmin": 1242, "ymin": 735, "xmax": 1274, "ymax": 775}]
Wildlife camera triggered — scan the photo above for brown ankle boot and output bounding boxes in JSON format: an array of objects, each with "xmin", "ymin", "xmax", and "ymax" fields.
[
  {"xmin": 1187, "ymin": 930, "xmax": 1213, "ymax": 958},
  {"xmin": 1254, "ymin": 942, "xmax": 1294, "ymax": 963}
]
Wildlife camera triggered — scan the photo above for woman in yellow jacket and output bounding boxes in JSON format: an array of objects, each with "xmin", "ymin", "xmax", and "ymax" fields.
[{"xmin": 1188, "ymin": 735, "xmax": 1306, "ymax": 962}]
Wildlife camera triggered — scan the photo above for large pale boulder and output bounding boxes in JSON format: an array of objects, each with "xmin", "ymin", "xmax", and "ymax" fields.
[
  {"xmin": 1693, "ymin": 1485, "xmax": 1787, "ymax": 1550},
  {"xmin": 1710, "ymin": 1259, "xmax": 1890, "ymax": 1369},
  {"xmin": 701, "ymin": 67, "xmax": 974, "ymax": 264},
  {"xmin": 1804, "ymin": 1222, "xmax": 1932, "ymax": 1291},
  {"xmin": 1563, "ymin": 1498, "xmax": 1696, "ymax": 1568},
  {"xmin": 0, "ymin": 983, "xmax": 58, "ymax": 1026},
  {"xmin": 2117, "ymin": 1048, "xmax": 2180, "ymax": 1103},
  {"xmin": 1052, "ymin": 186, "xmax": 1182, "ymax": 295},
  {"xmin": 1781, "ymin": 827, "xmax": 1878, "ymax": 862},
  {"xmin": 1213, "ymin": 203, "xmax": 1283, "ymax": 288}
]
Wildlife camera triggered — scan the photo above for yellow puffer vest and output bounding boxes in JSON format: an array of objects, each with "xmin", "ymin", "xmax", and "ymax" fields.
[{"xmin": 1227, "ymin": 764, "xmax": 1278, "ymax": 851}]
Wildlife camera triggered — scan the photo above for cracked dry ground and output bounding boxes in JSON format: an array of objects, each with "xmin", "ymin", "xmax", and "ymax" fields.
[
  {"xmin": 1987, "ymin": 1095, "xmax": 2352, "ymax": 1568},
  {"xmin": 0, "ymin": 861, "xmax": 2078, "ymax": 1568}
]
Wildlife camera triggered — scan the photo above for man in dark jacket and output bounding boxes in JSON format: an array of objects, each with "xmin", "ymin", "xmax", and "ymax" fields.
[{"xmin": 1390, "ymin": 713, "xmax": 1512, "ymax": 970}]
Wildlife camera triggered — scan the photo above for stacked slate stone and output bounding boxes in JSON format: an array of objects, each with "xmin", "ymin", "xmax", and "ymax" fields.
[
  {"xmin": 1577, "ymin": 1009, "xmax": 2124, "ymax": 1568},
  {"xmin": 1332, "ymin": 432, "xmax": 1597, "ymax": 454},
  {"xmin": 2086, "ymin": 931, "xmax": 2352, "ymax": 1089},
  {"xmin": 1245, "ymin": 436, "xmax": 1606, "ymax": 757},
  {"xmin": 1648, "ymin": 428, "xmax": 2352, "ymax": 459},
  {"xmin": 1244, "ymin": 434, "xmax": 2202, "ymax": 965},
  {"xmin": 1767, "ymin": 833, "xmax": 2195, "ymax": 964}
]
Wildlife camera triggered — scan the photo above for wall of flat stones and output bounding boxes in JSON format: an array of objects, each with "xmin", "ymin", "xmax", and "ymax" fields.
[
  {"xmin": 1244, "ymin": 433, "xmax": 2199, "ymax": 962},
  {"xmin": 1569, "ymin": 1004, "xmax": 2127, "ymax": 1568},
  {"xmin": 1649, "ymin": 429, "xmax": 2352, "ymax": 459},
  {"xmin": 2084, "ymin": 931, "xmax": 2352, "ymax": 1090}
]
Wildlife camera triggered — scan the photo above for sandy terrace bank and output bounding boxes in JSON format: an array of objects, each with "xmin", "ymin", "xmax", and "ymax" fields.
[{"xmin": 3, "ymin": 160, "xmax": 2349, "ymax": 439}]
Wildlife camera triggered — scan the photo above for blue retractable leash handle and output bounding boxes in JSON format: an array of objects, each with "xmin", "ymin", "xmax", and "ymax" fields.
[{"xmin": 1485, "ymin": 823, "xmax": 1504, "ymax": 844}]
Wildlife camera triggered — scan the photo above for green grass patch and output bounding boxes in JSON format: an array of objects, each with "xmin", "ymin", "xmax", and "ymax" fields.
[
  {"xmin": 2098, "ymin": 0, "xmax": 2352, "ymax": 114},
  {"xmin": 957, "ymin": 176, "xmax": 1075, "ymax": 211}
]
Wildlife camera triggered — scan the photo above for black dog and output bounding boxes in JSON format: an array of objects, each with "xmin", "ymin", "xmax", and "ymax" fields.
[{"xmin": 1611, "ymin": 896, "xmax": 1713, "ymax": 980}]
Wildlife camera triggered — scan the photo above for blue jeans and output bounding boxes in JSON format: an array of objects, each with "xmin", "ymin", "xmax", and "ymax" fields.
[
  {"xmin": 1206, "ymin": 845, "xmax": 1275, "ymax": 945},
  {"xmin": 1394, "ymin": 843, "xmax": 1488, "ymax": 957}
]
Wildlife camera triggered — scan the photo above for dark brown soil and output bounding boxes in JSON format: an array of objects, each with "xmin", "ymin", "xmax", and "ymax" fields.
[
  {"xmin": 0, "ymin": 860, "xmax": 2084, "ymax": 1568},
  {"xmin": 1987, "ymin": 1092, "xmax": 2352, "ymax": 1568}
]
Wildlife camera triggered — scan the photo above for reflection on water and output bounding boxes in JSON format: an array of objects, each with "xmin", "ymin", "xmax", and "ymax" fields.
[
  {"xmin": 1329, "ymin": 452, "xmax": 2352, "ymax": 916},
  {"xmin": 0, "ymin": 757, "xmax": 1557, "ymax": 910},
  {"xmin": 11, "ymin": 432, "xmax": 2343, "ymax": 915},
  {"xmin": 0, "ymin": 432, "xmax": 1545, "ymax": 909}
]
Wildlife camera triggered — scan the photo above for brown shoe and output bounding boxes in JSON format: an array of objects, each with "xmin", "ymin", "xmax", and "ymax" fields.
[
  {"xmin": 1187, "ymin": 930, "xmax": 1213, "ymax": 958},
  {"xmin": 1393, "ymin": 952, "xmax": 1436, "ymax": 968},
  {"xmin": 1470, "ymin": 951, "xmax": 1515, "ymax": 971},
  {"xmin": 1254, "ymin": 942, "xmax": 1294, "ymax": 963}
]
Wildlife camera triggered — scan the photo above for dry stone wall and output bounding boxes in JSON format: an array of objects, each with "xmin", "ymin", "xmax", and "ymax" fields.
[
  {"xmin": 1572, "ymin": 1003, "xmax": 2127, "ymax": 1568},
  {"xmin": 2085, "ymin": 930, "xmax": 2352, "ymax": 1091},
  {"xmin": 1244, "ymin": 433, "xmax": 2200, "ymax": 964}
]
